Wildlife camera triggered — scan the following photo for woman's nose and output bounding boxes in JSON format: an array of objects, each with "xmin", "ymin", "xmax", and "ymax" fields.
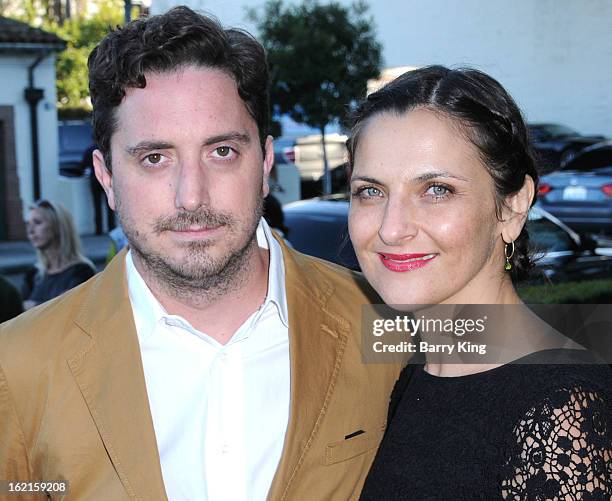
[{"xmin": 378, "ymin": 199, "xmax": 419, "ymax": 246}]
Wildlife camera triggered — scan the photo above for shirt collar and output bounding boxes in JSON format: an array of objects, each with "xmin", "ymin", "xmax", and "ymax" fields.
[
  {"xmin": 258, "ymin": 218, "xmax": 289, "ymax": 328},
  {"xmin": 126, "ymin": 218, "xmax": 289, "ymax": 342},
  {"xmin": 126, "ymin": 248, "xmax": 167, "ymax": 342}
]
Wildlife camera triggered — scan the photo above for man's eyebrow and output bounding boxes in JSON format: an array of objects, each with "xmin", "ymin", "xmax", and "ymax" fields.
[
  {"xmin": 202, "ymin": 132, "xmax": 251, "ymax": 146},
  {"xmin": 125, "ymin": 132, "xmax": 252, "ymax": 157},
  {"xmin": 125, "ymin": 141, "xmax": 174, "ymax": 157}
]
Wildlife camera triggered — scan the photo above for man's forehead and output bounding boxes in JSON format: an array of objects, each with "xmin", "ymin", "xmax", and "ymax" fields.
[
  {"xmin": 112, "ymin": 67, "xmax": 257, "ymax": 140},
  {"xmin": 121, "ymin": 66, "xmax": 238, "ymax": 101}
]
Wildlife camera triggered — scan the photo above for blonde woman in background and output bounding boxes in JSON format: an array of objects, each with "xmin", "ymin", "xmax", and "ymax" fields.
[{"xmin": 23, "ymin": 199, "xmax": 96, "ymax": 309}]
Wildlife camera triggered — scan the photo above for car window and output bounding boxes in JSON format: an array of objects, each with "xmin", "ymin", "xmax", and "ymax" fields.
[
  {"xmin": 274, "ymin": 151, "xmax": 287, "ymax": 165},
  {"xmin": 59, "ymin": 123, "xmax": 93, "ymax": 153},
  {"xmin": 285, "ymin": 213, "xmax": 359, "ymax": 269},
  {"xmin": 563, "ymin": 148, "xmax": 612, "ymax": 171},
  {"xmin": 527, "ymin": 218, "xmax": 575, "ymax": 252},
  {"xmin": 543, "ymin": 124, "xmax": 578, "ymax": 138}
]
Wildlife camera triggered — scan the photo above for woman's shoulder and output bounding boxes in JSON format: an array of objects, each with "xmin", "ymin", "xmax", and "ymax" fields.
[
  {"xmin": 510, "ymin": 349, "xmax": 611, "ymax": 395},
  {"xmin": 387, "ymin": 363, "xmax": 420, "ymax": 421},
  {"xmin": 501, "ymin": 353, "xmax": 611, "ymax": 499}
]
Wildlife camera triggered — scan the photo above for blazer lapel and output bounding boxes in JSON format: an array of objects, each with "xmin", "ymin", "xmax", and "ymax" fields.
[
  {"xmin": 268, "ymin": 243, "xmax": 351, "ymax": 500},
  {"xmin": 67, "ymin": 250, "xmax": 167, "ymax": 501}
]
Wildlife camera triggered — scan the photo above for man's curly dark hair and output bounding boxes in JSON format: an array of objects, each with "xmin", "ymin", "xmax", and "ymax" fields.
[{"xmin": 88, "ymin": 6, "xmax": 269, "ymax": 170}]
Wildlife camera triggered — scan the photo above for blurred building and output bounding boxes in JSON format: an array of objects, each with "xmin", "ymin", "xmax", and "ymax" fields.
[
  {"xmin": 0, "ymin": 17, "xmax": 65, "ymax": 240},
  {"xmin": 0, "ymin": 2, "xmax": 152, "ymax": 240},
  {"xmin": 0, "ymin": 0, "xmax": 150, "ymax": 23},
  {"xmin": 152, "ymin": 0, "xmax": 612, "ymax": 138}
]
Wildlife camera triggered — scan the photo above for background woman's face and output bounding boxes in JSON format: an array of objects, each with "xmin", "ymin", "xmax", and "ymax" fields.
[
  {"xmin": 27, "ymin": 208, "xmax": 55, "ymax": 250},
  {"xmin": 348, "ymin": 108, "xmax": 506, "ymax": 305}
]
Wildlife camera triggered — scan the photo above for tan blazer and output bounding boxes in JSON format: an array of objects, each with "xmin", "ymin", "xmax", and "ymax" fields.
[{"xmin": 0, "ymin": 242, "xmax": 401, "ymax": 500}]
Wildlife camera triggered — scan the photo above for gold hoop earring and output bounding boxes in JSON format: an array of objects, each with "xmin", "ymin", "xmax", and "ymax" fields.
[{"xmin": 504, "ymin": 241, "xmax": 515, "ymax": 271}]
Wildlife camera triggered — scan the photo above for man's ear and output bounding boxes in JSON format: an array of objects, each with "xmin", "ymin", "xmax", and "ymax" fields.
[
  {"xmin": 93, "ymin": 150, "xmax": 116, "ymax": 211},
  {"xmin": 500, "ymin": 174, "xmax": 535, "ymax": 243},
  {"xmin": 262, "ymin": 135, "xmax": 274, "ymax": 198}
]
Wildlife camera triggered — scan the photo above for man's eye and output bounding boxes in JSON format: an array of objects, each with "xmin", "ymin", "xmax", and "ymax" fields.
[
  {"xmin": 145, "ymin": 153, "xmax": 162, "ymax": 164},
  {"xmin": 216, "ymin": 146, "xmax": 231, "ymax": 157}
]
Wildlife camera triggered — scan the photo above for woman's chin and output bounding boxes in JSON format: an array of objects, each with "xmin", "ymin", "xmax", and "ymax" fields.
[{"xmin": 377, "ymin": 288, "xmax": 442, "ymax": 309}]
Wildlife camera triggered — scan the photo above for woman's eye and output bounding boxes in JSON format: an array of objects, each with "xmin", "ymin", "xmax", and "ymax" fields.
[
  {"xmin": 352, "ymin": 186, "xmax": 383, "ymax": 200},
  {"xmin": 364, "ymin": 187, "xmax": 382, "ymax": 197},
  {"xmin": 426, "ymin": 184, "xmax": 452, "ymax": 199}
]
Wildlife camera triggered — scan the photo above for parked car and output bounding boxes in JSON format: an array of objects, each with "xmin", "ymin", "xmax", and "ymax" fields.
[
  {"xmin": 560, "ymin": 140, "xmax": 612, "ymax": 172},
  {"xmin": 528, "ymin": 123, "xmax": 605, "ymax": 172},
  {"xmin": 537, "ymin": 141, "xmax": 612, "ymax": 234},
  {"xmin": 283, "ymin": 195, "xmax": 612, "ymax": 283},
  {"xmin": 58, "ymin": 120, "xmax": 93, "ymax": 177}
]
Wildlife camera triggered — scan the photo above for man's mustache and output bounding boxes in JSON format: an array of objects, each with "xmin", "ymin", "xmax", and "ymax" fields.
[{"xmin": 153, "ymin": 209, "xmax": 234, "ymax": 234}]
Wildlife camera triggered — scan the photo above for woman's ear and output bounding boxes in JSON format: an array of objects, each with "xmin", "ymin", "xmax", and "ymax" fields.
[{"xmin": 501, "ymin": 174, "xmax": 535, "ymax": 243}]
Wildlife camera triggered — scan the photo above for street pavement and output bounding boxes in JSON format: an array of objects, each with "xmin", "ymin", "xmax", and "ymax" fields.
[{"xmin": 0, "ymin": 234, "xmax": 111, "ymax": 288}]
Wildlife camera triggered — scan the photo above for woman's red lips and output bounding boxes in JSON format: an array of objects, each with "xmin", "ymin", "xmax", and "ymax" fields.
[
  {"xmin": 379, "ymin": 252, "xmax": 431, "ymax": 260},
  {"xmin": 378, "ymin": 252, "xmax": 437, "ymax": 272}
]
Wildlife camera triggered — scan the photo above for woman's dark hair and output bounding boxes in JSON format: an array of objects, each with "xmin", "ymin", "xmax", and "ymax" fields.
[
  {"xmin": 347, "ymin": 65, "xmax": 539, "ymax": 282},
  {"xmin": 88, "ymin": 6, "xmax": 269, "ymax": 169}
]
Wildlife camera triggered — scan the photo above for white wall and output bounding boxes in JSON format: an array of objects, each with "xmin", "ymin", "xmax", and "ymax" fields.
[
  {"xmin": 0, "ymin": 53, "xmax": 94, "ymax": 234},
  {"xmin": 152, "ymin": 0, "xmax": 612, "ymax": 137},
  {"xmin": 376, "ymin": 0, "xmax": 612, "ymax": 137}
]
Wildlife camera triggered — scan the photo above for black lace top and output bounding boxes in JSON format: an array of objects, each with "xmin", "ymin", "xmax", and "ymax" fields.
[{"xmin": 360, "ymin": 350, "xmax": 612, "ymax": 500}]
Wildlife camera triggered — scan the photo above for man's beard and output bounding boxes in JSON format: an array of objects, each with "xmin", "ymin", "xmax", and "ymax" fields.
[{"xmin": 119, "ymin": 197, "xmax": 264, "ymax": 299}]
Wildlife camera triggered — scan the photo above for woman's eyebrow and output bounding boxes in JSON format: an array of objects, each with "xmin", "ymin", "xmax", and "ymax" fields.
[
  {"xmin": 412, "ymin": 170, "xmax": 470, "ymax": 183},
  {"xmin": 350, "ymin": 175, "xmax": 383, "ymax": 184},
  {"xmin": 351, "ymin": 171, "xmax": 469, "ymax": 185}
]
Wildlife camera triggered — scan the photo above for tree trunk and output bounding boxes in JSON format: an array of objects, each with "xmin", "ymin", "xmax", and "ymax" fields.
[
  {"xmin": 320, "ymin": 125, "xmax": 331, "ymax": 196},
  {"xmin": 53, "ymin": 0, "xmax": 63, "ymax": 24},
  {"xmin": 124, "ymin": 0, "xmax": 132, "ymax": 23}
]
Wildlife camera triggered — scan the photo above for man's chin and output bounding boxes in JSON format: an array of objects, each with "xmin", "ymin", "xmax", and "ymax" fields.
[
  {"xmin": 131, "ymin": 236, "xmax": 257, "ymax": 293},
  {"xmin": 164, "ymin": 260, "xmax": 227, "ymax": 283},
  {"xmin": 144, "ymin": 253, "xmax": 227, "ymax": 282}
]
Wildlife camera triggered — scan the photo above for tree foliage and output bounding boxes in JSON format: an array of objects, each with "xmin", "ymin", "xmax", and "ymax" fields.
[
  {"xmin": 250, "ymin": 0, "xmax": 382, "ymax": 132},
  {"xmin": 50, "ymin": 2, "xmax": 123, "ymax": 110},
  {"xmin": 2, "ymin": 0, "xmax": 123, "ymax": 111}
]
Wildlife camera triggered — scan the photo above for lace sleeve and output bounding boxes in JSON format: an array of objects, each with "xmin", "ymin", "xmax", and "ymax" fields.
[{"xmin": 501, "ymin": 385, "xmax": 611, "ymax": 500}]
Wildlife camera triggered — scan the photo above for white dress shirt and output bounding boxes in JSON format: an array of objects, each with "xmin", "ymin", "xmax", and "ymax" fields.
[{"xmin": 126, "ymin": 219, "xmax": 290, "ymax": 501}]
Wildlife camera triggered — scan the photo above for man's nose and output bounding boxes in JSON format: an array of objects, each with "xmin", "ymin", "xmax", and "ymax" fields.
[{"xmin": 174, "ymin": 157, "xmax": 210, "ymax": 212}]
